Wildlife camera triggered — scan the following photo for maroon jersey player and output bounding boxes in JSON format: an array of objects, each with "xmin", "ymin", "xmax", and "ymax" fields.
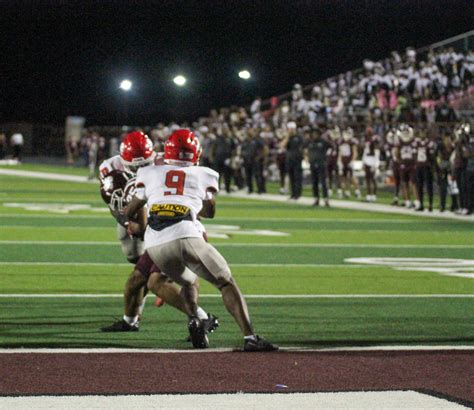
[
  {"xmin": 385, "ymin": 127, "xmax": 401, "ymax": 205},
  {"xmin": 362, "ymin": 127, "xmax": 381, "ymax": 202},
  {"xmin": 338, "ymin": 127, "xmax": 361, "ymax": 198},
  {"xmin": 397, "ymin": 124, "xmax": 418, "ymax": 208},
  {"xmin": 325, "ymin": 125, "xmax": 341, "ymax": 197},
  {"xmin": 413, "ymin": 129, "xmax": 436, "ymax": 211}
]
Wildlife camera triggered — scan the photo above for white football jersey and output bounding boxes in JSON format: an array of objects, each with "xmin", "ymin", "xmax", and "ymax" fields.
[
  {"xmin": 135, "ymin": 164, "xmax": 219, "ymax": 247},
  {"xmin": 99, "ymin": 155, "xmax": 126, "ymax": 178},
  {"xmin": 99, "ymin": 153, "xmax": 165, "ymax": 179}
]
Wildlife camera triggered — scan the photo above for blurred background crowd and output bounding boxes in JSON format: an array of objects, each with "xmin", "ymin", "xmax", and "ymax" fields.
[{"xmin": 2, "ymin": 39, "xmax": 473, "ymax": 215}]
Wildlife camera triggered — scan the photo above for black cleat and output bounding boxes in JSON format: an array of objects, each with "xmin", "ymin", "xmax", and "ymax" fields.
[
  {"xmin": 188, "ymin": 317, "xmax": 209, "ymax": 349},
  {"xmin": 101, "ymin": 319, "xmax": 139, "ymax": 332},
  {"xmin": 244, "ymin": 335, "xmax": 279, "ymax": 352},
  {"xmin": 202, "ymin": 314, "xmax": 219, "ymax": 334},
  {"xmin": 186, "ymin": 314, "xmax": 219, "ymax": 342}
]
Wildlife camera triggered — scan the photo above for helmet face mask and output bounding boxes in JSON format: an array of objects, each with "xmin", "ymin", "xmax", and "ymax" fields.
[
  {"xmin": 120, "ymin": 131, "xmax": 156, "ymax": 174},
  {"xmin": 164, "ymin": 129, "xmax": 202, "ymax": 166}
]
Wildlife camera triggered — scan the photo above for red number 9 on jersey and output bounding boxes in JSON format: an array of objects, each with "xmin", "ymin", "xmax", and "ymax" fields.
[{"xmin": 164, "ymin": 170, "xmax": 186, "ymax": 196}]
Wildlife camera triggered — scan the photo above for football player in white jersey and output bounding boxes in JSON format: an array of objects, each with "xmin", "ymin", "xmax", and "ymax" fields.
[
  {"xmin": 100, "ymin": 131, "xmax": 217, "ymax": 334},
  {"xmin": 125, "ymin": 129, "xmax": 278, "ymax": 351}
]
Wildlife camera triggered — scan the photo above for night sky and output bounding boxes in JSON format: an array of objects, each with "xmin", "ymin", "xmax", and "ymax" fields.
[{"xmin": 1, "ymin": 1, "xmax": 472, "ymax": 125}]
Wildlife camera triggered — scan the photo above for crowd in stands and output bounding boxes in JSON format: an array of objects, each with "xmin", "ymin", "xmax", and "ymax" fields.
[{"xmin": 63, "ymin": 44, "xmax": 474, "ymax": 216}]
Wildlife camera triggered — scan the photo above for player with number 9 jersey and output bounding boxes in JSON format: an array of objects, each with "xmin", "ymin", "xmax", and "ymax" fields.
[{"xmin": 135, "ymin": 164, "xmax": 219, "ymax": 248}]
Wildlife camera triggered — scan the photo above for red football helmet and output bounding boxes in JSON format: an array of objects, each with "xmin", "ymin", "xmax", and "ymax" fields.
[
  {"xmin": 164, "ymin": 129, "xmax": 201, "ymax": 165},
  {"xmin": 120, "ymin": 131, "xmax": 156, "ymax": 172}
]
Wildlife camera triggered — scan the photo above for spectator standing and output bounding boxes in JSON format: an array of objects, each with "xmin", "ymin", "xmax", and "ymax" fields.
[
  {"xmin": 87, "ymin": 133, "xmax": 99, "ymax": 180},
  {"xmin": 0, "ymin": 133, "xmax": 6, "ymax": 159},
  {"xmin": 305, "ymin": 127, "xmax": 332, "ymax": 206},
  {"xmin": 453, "ymin": 125, "xmax": 469, "ymax": 214},
  {"xmin": 241, "ymin": 128, "xmax": 267, "ymax": 194},
  {"xmin": 282, "ymin": 122, "xmax": 304, "ymax": 199},
  {"xmin": 464, "ymin": 130, "xmax": 474, "ymax": 215},
  {"xmin": 213, "ymin": 128, "xmax": 236, "ymax": 193},
  {"xmin": 199, "ymin": 127, "xmax": 214, "ymax": 169},
  {"xmin": 10, "ymin": 132, "xmax": 24, "ymax": 161}
]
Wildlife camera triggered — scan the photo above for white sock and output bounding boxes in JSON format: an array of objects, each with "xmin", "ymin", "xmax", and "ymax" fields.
[
  {"xmin": 244, "ymin": 335, "xmax": 257, "ymax": 341},
  {"xmin": 138, "ymin": 295, "xmax": 148, "ymax": 315},
  {"xmin": 196, "ymin": 307, "xmax": 209, "ymax": 320},
  {"xmin": 123, "ymin": 315, "xmax": 139, "ymax": 326}
]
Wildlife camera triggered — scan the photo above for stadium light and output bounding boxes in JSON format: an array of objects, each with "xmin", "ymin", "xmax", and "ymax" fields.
[
  {"xmin": 173, "ymin": 75, "xmax": 187, "ymax": 87},
  {"xmin": 238, "ymin": 70, "xmax": 251, "ymax": 80},
  {"xmin": 119, "ymin": 79, "xmax": 132, "ymax": 91}
]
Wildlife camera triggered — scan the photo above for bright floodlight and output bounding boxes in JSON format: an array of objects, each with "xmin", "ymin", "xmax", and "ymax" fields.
[
  {"xmin": 173, "ymin": 75, "xmax": 187, "ymax": 86},
  {"xmin": 119, "ymin": 79, "xmax": 132, "ymax": 91},
  {"xmin": 238, "ymin": 70, "xmax": 251, "ymax": 80}
]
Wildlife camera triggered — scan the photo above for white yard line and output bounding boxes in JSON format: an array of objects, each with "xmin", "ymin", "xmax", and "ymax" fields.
[
  {"xmin": 0, "ymin": 240, "xmax": 471, "ymax": 248},
  {"xmin": 0, "ymin": 293, "xmax": 472, "ymax": 298},
  {"xmin": 0, "ymin": 262, "xmax": 368, "ymax": 268},
  {"xmin": 0, "ymin": 213, "xmax": 428, "ymax": 223}
]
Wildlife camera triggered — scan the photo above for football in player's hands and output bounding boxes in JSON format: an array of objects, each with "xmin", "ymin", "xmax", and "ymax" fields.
[{"xmin": 127, "ymin": 221, "xmax": 143, "ymax": 237}]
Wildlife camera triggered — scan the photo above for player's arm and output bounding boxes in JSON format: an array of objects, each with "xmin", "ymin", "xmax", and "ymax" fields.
[
  {"xmin": 124, "ymin": 172, "xmax": 147, "ymax": 222},
  {"xmin": 199, "ymin": 188, "xmax": 217, "ymax": 219},
  {"xmin": 127, "ymin": 206, "xmax": 147, "ymax": 236},
  {"xmin": 124, "ymin": 195, "xmax": 147, "ymax": 221}
]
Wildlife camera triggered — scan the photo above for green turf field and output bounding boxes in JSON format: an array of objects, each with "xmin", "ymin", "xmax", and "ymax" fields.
[{"xmin": 0, "ymin": 165, "xmax": 473, "ymax": 349}]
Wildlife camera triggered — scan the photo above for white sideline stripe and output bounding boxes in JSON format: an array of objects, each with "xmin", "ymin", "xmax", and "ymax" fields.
[
  {"xmin": 0, "ymin": 168, "xmax": 93, "ymax": 183},
  {"xmin": 0, "ymin": 294, "xmax": 472, "ymax": 298},
  {"xmin": 0, "ymin": 240, "xmax": 472, "ymax": 248},
  {"xmin": 229, "ymin": 191, "xmax": 474, "ymax": 222},
  {"xmin": 0, "ymin": 345, "xmax": 473, "ymax": 353},
  {"xmin": 2, "ymin": 167, "xmax": 473, "ymax": 222},
  {"xmin": 0, "ymin": 262, "xmax": 368, "ymax": 268}
]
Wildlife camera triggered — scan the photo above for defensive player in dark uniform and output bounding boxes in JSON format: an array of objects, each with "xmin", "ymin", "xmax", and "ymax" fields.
[
  {"xmin": 305, "ymin": 127, "xmax": 333, "ymax": 206},
  {"xmin": 413, "ymin": 129, "xmax": 436, "ymax": 212},
  {"xmin": 282, "ymin": 121, "xmax": 304, "ymax": 199},
  {"xmin": 241, "ymin": 128, "xmax": 267, "ymax": 194}
]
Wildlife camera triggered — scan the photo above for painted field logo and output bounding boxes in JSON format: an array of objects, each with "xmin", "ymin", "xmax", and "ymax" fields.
[{"xmin": 345, "ymin": 257, "xmax": 474, "ymax": 279}]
